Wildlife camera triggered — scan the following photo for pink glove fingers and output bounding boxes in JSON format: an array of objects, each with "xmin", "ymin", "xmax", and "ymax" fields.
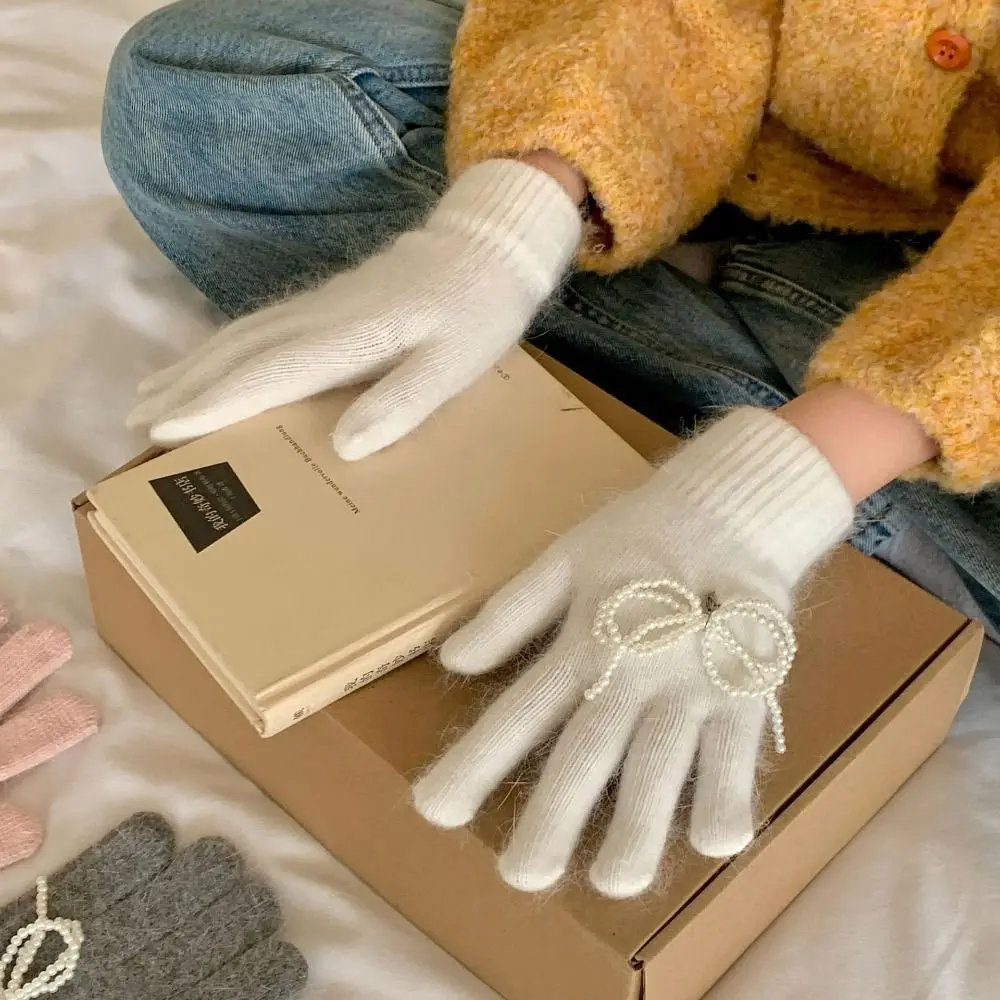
[
  {"xmin": 0, "ymin": 803, "xmax": 43, "ymax": 871},
  {"xmin": 0, "ymin": 690, "xmax": 99, "ymax": 784},
  {"xmin": 0, "ymin": 620, "xmax": 73, "ymax": 717}
]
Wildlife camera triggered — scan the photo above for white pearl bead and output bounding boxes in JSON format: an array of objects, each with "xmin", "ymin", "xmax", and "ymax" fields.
[
  {"xmin": 585, "ymin": 577, "xmax": 795, "ymax": 752},
  {"xmin": 0, "ymin": 878, "xmax": 83, "ymax": 1000}
]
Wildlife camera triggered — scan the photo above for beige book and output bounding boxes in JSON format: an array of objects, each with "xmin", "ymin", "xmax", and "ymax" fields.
[{"xmin": 87, "ymin": 348, "xmax": 652, "ymax": 736}]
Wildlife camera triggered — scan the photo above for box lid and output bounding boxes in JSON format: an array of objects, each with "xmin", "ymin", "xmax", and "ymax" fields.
[
  {"xmin": 309, "ymin": 356, "xmax": 967, "ymax": 958},
  {"xmin": 75, "ymin": 354, "xmax": 974, "ymax": 1000},
  {"xmin": 324, "ymin": 545, "xmax": 965, "ymax": 959}
]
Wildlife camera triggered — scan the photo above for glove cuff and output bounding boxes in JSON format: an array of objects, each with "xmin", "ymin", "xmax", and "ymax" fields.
[
  {"xmin": 426, "ymin": 159, "xmax": 583, "ymax": 300},
  {"xmin": 654, "ymin": 407, "xmax": 855, "ymax": 587}
]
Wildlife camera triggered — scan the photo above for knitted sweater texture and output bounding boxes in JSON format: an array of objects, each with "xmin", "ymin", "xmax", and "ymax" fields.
[{"xmin": 446, "ymin": 0, "xmax": 1000, "ymax": 493}]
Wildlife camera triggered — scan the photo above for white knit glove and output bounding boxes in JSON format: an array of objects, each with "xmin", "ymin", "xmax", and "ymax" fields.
[
  {"xmin": 126, "ymin": 160, "xmax": 582, "ymax": 459},
  {"xmin": 412, "ymin": 408, "xmax": 854, "ymax": 898}
]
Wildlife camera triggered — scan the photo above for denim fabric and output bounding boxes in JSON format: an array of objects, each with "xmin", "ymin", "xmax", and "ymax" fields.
[{"xmin": 100, "ymin": 0, "xmax": 1000, "ymax": 633}]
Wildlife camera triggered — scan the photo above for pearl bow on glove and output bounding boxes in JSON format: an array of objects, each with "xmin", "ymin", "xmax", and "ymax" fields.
[
  {"xmin": 585, "ymin": 577, "xmax": 797, "ymax": 752},
  {"xmin": 126, "ymin": 160, "xmax": 581, "ymax": 459},
  {"xmin": 413, "ymin": 408, "xmax": 854, "ymax": 898}
]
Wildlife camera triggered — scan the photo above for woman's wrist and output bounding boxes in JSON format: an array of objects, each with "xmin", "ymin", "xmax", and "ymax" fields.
[
  {"xmin": 778, "ymin": 382, "xmax": 939, "ymax": 504},
  {"xmin": 518, "ymin": 150, "xmax": 587, "ymax": 206}
]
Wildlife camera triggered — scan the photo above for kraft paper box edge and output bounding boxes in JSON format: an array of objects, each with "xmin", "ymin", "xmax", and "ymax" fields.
[{"xmin": 72, "ymin": 354, "xmax": 982, "ymax": 1000}]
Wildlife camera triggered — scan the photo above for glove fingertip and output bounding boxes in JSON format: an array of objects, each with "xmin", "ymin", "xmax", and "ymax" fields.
[
  {"xmin": 0, "ymin": 804, "xmax": 43, "ymax": 870},
  {"xmin": 497, "ymin": 852, "xmax": 564, "ymax": 894},
  {"xmin": 50, "ymin": 689, "xmax": 101, "ymax": 737},
  {"xmin": 331, "ymin": 409, "xmax": 409, "ymax": 462},
  {"xmin": 410, "ymin": 779, "xmax": 478, "ymax": 830},
  {"xmin": 437, "ymin": 630, "xmax": 501, "ymax": 676},
  {"xmin": 589, "ymin": 855, "xmax": 659, "ymax": 899},
  {"xmin": 330, "ymin": 428, "xmax": 381, "ymax": 462},
  {"xmin": 124, "ymin": 407, "xmax": 149, "ymax": 431},
  {"xmin": 20, "ymin": 620, "xmax": 73, "ymax": 667},
  {"xmin": 147, "ymin": 414, "xmax": 207, "ymax": 446},
  {"xmin": 126, "ymin": 389, "xmax": 177, "ymax": 429},
  {"xmin": 689, "ymin": 823, "xmax": 754, "ymax": 859},
  {"xmin": 136, "ymin": 372, "xmax": 172, "ymax": 396}
]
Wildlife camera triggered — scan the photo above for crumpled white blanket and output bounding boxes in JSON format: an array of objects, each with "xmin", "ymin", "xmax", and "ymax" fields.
[{"xmin": 1, "ymin": 1, "xmax": 999, "ymax": 997}]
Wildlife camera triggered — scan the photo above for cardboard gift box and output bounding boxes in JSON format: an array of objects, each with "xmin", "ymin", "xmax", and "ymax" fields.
[{"xmin": 74, "ymin": 350, "xmax": 982, "ymax": 1000}]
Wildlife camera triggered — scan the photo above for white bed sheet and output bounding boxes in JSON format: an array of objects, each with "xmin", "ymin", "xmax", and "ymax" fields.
[{"xmin": 2, "ymin": 2, "xmax": 999, "ymax": 998}]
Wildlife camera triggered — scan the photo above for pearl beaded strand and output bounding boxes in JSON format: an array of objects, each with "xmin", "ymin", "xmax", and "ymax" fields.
[
  {"xmin": 584, "ymin": 577, "xmax": 797, "ymax": 753},
  {"xmin": 0, "ymin": 877, "xmax": 83, "ymax": 999}
]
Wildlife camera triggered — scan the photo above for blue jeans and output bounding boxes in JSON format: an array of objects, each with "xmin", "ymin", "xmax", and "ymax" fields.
[{"xmin": 100, "ymin": 0, "xmax": 1000, "ymax": 634}]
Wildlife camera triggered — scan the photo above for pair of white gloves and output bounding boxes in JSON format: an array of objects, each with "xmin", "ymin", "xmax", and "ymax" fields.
[{"xmin": 129, "ymin": 160, "xmax": 854, "ymax": 898}]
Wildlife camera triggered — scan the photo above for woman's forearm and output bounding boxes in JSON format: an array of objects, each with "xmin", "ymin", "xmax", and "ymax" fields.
[
  {"xmin": 507, "ymin": 153, "xmax": 938, "ymax": 504},
  {"xmin": 779, "ymin": 382, "xmax": 939, "ymax": 504}
]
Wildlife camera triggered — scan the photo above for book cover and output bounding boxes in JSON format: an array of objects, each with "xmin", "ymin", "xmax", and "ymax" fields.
[{"xmin": 87, "ymin": 348, "xmax": 651, "ymax": 735}]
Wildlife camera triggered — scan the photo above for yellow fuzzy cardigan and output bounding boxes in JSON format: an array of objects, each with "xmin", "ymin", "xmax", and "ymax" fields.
[{"xmin": 446, "ymin": 0, "xmax": 1000, "ymax": 494}]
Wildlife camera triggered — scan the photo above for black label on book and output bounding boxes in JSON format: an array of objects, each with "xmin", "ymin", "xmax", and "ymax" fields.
[{"xmin": 149, "ymin": 463, "xmax": 260, "ymax": 553}]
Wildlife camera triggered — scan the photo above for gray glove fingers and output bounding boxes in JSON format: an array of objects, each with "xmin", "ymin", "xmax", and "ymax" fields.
[
  {"xmin": 71, "ymin": 880, "xmax": 280, "ymax": 1000},
  {"xmin": 0, "ymin": 812, "xmax": 174, "ymax": 941},
  {"xmin": 141, "ymin": 881, "xmax": 280, "ymax": 999},
  {"xmin": 24, "ymin": 832, "xmax": 242, "ymax": 984},
  {"xmin": 73, "ymin": 835, "xmax": 246, "ymax": 963},
  {"xmin": 180, "ymin": 938, "xmax": 308, "ymax": 1000}
]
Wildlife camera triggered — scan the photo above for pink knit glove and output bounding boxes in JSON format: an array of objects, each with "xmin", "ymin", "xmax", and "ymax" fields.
[{"xmin": 0, "ymin": 602, "xmax": 99, "ymax": 869}]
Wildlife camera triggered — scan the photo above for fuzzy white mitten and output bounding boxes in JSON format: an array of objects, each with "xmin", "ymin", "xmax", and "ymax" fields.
[
  {"xmin": 412, "ymin": 408, "xmax": 854, "ymax": 898},
  {"xmin": 126, "ymin": 159, "xmax": 582, "ymax": 459}
]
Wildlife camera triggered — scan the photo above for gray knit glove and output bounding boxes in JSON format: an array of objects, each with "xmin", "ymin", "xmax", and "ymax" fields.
[{"xmin": 0, "ymin": 812, "xmax": 307, "ymax": 1000}]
